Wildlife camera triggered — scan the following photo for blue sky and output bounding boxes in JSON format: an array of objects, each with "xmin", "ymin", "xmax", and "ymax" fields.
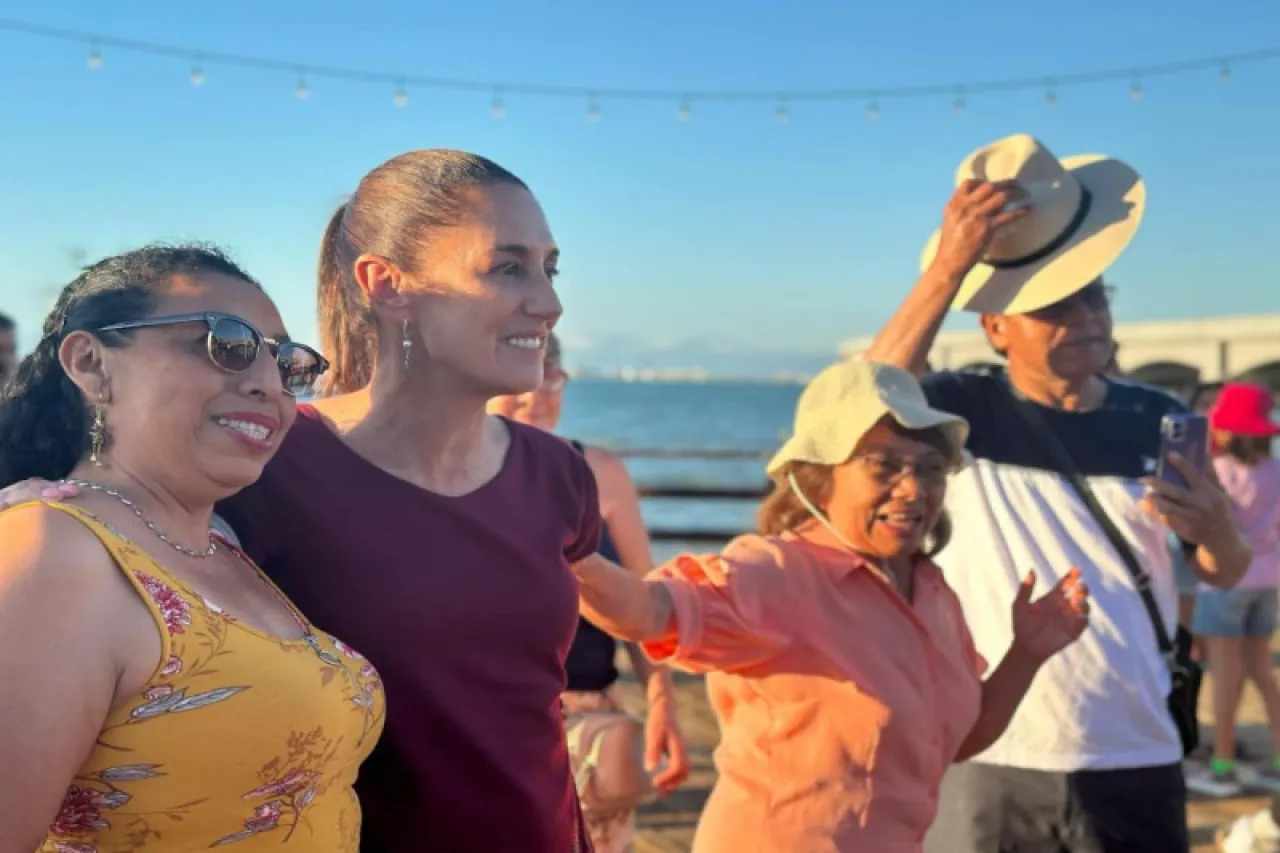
[{"xmin": 2, "ymin": 1, "xmax": 1278, "ymax": 365}]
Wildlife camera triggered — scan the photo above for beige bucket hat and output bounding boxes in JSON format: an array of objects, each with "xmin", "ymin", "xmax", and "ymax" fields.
[
  {"xmin": 766, "ymin": 359, "xmax": 969, "ymax": 477},
  {"xmin": 918, "ymin": 133, "xmax": 1146, "ymax": 316}
]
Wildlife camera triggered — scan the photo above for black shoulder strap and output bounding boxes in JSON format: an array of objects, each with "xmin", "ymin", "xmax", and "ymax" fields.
[{"xmin": 1008, "ymin": 388, "xmax": 1174, "ymax": 655}]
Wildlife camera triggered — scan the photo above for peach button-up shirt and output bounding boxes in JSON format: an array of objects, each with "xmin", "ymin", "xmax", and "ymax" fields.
[{"xmin": 642, "ymin": 526, "xmax": 987, "ymax": 853}]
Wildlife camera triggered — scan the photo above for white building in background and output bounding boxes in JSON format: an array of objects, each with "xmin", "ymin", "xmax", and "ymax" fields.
[{"xmin": 840, "ymin": 314, "xmax": 1280, "ymax": 393}]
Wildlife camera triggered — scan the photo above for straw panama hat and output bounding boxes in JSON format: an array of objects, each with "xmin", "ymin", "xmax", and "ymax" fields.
[
  {"xmin": 766, "ymin": 359, "xmax": 969, "ymax": 478},
  {"xmin": 918, "ymin": 133, "xmax": 1146, "ymax": 316}
]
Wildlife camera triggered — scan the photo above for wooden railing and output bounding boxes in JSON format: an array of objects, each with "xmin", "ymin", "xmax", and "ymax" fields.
[{"xmin": 614, "ymin": 446, "xmax": 771, "ymax": 543}]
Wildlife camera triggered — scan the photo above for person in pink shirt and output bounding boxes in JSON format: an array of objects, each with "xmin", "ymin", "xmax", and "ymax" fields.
[
  {"xmin": 1187, "ymin": 381, "xmax": 1280, "ymax": 802},
  {"xmin": 572, "ymin": 358, "xmax": 1090, "ymax": 852}
]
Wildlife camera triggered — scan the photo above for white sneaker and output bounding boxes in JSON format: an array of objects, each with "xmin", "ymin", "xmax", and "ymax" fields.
[
  {"xmin": 1251, "ymin": 768, "xmax": 1280, "ymax": 794},
  {"xmin": 1217, "ymin": 809, "xmax": 1280, "ymax": 853},
  {"xmin": 1187, "ymin": 765, "xmax": 1245, "ymax": 798}
]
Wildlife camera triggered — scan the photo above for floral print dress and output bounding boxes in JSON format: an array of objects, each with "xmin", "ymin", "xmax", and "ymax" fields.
[{"xmin": 26, "ymin": 502, "xmax": 386, "ymax": 853}]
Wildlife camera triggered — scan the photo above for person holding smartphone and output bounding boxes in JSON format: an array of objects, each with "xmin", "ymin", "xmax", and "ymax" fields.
[{"xmin": 865, "ymin": 133, "xmax": 1249, "ymax": 852}]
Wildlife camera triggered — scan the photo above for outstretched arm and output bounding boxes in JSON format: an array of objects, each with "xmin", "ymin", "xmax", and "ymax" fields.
[{"xmin": 573, "ymin": 552, "xmax": 676, "ymax": 644}]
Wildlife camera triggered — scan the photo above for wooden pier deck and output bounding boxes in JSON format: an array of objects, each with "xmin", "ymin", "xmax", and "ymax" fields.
[{"xmin": 611, "ymin": 647, "xmax": 1280, "ymax": 852}]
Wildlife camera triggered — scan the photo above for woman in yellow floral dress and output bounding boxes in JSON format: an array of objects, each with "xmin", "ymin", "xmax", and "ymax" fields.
[{"xmin": 0, "ymin": 245, "xmax": 385, "ymax": 851}]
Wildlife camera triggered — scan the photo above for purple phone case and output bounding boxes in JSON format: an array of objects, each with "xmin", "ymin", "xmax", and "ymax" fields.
[{"xmin": 1157, "ymin": 413, "xmax": 1209, "ymax": 489}]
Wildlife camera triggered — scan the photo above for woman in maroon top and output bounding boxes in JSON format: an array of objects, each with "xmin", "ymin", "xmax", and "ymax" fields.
[
  {"xmin": 0, "ymin": 150, "xmax": 604, "ymax": 851},
  {"xmin": 222, "ymin": 150, "xmax": 601, "ymax": 852}
]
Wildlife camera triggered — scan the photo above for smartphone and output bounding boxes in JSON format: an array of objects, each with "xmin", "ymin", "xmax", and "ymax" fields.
[{"xmin": 1156, "ymin": 413, "xmax": 1209, "ymax": 489}]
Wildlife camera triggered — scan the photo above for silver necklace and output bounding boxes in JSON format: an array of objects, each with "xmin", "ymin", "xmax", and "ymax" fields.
[
  {"xmin": 60, "ymin": 478, "xmax": 218, "ymax": 559},
  {"xmin": 60, "ymin": 479, "xmax": 352, "ymax": 671}
]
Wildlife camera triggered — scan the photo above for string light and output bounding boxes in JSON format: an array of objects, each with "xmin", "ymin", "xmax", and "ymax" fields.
[
  {"xmin": 490, "ymin": 94, "xmax": 505, "ymax": 118},
  {"xmin": 866, "ymin": 102, "xmax": 881, "ymax": 121},
  {"xmin": 295, "ymin": 76, "xmax": 310, "ymax": 100},
  {"xmin": 0, "ymin": 19, "xmax": 1270, "ymax": 118},
  {"xmin": 952, "ymin": 96, "xmax": 966, "ymax": 116},
  {"xmin": 774, "ymin": 101, "xmax": 789, "ymax": 124},
  {"xmin": 677, "ymin": 100, "xmax": 691, "ymax": 122},
  {"xmin": 586, "ymin": 99, "xmax": 600, "ymax": 123},
  {"xmin": 393, "ymin": 83, "xmax": 408, "ymax": 108},
  {"xmin": 1045, "ymin": 89, "xmax": 1058, "ymax": 107},
  {"xmin": 189, "ymin": 62, "xmax": 205, "ymax": 87}
]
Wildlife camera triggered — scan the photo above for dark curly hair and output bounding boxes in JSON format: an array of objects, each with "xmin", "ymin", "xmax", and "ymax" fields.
[{"xmin": 0, "ymin": 244, "xmax": 260, "ymax": 487}]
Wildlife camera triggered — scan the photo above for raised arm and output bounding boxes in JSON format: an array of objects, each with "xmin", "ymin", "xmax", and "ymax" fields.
[
  {"xmin": 0, "ymin": 507, "xmax": 149, "ymax": 850},
  {"xmin": 956, "ymin": 569, "xmax": 1090, "ymax": 760},
  {"xmin": 862, "ymin": 180, "xmax": 1026, "ymax": 375},
  {"xmin": 584, "ymin": 446, "xmax": 690, "ymax": 792},
  {"xmin": 573, "ymin": 552, "xmax": 675, "ymax": 644}
]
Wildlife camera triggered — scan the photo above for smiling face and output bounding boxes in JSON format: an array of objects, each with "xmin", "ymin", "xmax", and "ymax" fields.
[
  {"xmin": 488, "ymin": 344, "xmax": 567, "ymax": 432},
  {"xmin": 983, "ymin": 279, "xmax": 1115, "ymax": 382},
  {"xmin": 400, "ymin": 183, "xmax": 563, "ymax": 397},
  {"xmin": 824, "ymin": 418, "xmax": 950, "ymax": 565},
  {"xmin": 63, "ymin": 273, "xmax": 297, "ymax": 497}
]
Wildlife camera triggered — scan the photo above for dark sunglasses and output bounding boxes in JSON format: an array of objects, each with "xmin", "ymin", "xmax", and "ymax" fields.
[
  {"xmin": 98, "ymin": 312, "xmax": 329, "ymax": 396},
  {"xmin": 1034, "ymin": 283, "xmax": 1116, "ymax": 321}
]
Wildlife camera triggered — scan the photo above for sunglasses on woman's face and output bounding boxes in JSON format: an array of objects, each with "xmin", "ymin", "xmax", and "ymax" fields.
[{"xmin": 98, "ymin": 312, "xmax": 329, "ymax": 396}]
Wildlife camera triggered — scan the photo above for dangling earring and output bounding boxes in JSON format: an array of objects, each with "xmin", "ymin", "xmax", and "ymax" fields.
[
  {"xmin": 88, "ymin": 400, "xmax": 107, "ymax": 467},
  {"xmin": 402, "ymin": 318, "xmax": 413, "ymax": 370}
]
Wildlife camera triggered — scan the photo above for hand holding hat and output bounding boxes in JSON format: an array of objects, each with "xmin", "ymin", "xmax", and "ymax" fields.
[
  {"xmin": 930, "ymin": 180, "xmax": 1031, "ymax": 285},
  {"xmin": 920, "ymin": 134, "xmax": 1146, "ymax": 316}
]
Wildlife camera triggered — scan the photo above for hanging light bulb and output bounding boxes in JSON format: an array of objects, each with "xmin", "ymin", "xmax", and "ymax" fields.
[
  {"xmin": 393, "ymin": 85, "xmax": 409, "ymax": 108},
  {"xmin": 1129, "ymin": 80, "xmax": 1143, "ymax": 101},
  {"xmin": 86, "ymin": 46, "xmax": 103, "ymax": 70},
  {"xmin": 866, "ymin": 102, "xmax": 881, "ymax": 121},
  {"xmin": 952, "ymin": 97, "xmax": 966, "ymax": 116},
  {"xmin": 774, "ymin": 102, "xmax": 789, "ymax": 125},
  {"xmin": 586, "ymin": 101, "xmax": 601, "ymax": 123},
  {"xmin": 1044, "ymin": 88, "xmax": 1058, "ymax": 107},
  {"xmin": 1219, "ymin": 64, "xmax": 1233, "ymax": 83},
  {"xmin": 676, "ymin": 101, "xmax": 691, "ymax": 122},
  {"xmin": 490, "ymin": 94, "xmax": 505, "ymax": 119},
  {"xmin": 190, "ymin": 64, "xmax": 206, "ymax": 87},
  {"xmin": 295, "ymin": 77, "xmax": 311, "ymax": 100}
]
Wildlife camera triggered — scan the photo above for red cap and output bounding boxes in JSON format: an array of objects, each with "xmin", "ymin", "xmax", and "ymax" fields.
[{"xmin": 1209, "ymin": 382, "xmax": 1280, "ymax": 437}]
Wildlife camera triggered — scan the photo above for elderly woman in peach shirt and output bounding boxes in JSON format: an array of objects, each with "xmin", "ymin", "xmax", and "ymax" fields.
[{"xmin": 572, "ymin": 359, "xmax": 1090, "ymax": 853}]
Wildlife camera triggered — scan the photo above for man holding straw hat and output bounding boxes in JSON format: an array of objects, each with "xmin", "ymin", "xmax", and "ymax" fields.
[{"xmin": 865, "ymin": 134, "xmax": 1250, "ymax": 852}]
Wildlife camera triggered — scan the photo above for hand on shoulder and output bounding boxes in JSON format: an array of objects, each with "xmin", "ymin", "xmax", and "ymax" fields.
[{"xmin": 0, "ymin": 477, "xmax": 79, "ymax": 512}]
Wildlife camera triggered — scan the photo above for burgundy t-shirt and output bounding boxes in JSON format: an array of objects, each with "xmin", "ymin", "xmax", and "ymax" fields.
[{"xmin": 216, "ymin": 406, "xmax": 601, "ymax": 852}]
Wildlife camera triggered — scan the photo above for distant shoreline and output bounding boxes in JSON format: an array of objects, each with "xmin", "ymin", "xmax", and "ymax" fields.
[{"xmin": 567, "ymin": 369, "xmax": 811, "ymax": 386}]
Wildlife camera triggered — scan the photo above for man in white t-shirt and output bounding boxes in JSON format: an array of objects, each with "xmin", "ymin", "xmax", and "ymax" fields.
[{"xmin": 864, "ymin": 135, "xmax": 1250, "ymax": 852}]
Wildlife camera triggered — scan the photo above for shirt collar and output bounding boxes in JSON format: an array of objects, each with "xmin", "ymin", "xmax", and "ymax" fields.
[{"xmin": 782, "ymin": 520, "xmax": 938, "ymax": 586}]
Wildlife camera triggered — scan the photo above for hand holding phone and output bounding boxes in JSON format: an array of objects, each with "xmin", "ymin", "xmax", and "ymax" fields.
[{"xmin": 1156, "ymin": 413, "xmax": 1209, "ymax": 490}]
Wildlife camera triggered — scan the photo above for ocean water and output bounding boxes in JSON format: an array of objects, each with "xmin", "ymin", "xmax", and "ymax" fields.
[{"xmin": 556, "ymin": 378, "xmax": 802, "ymax": 561}]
